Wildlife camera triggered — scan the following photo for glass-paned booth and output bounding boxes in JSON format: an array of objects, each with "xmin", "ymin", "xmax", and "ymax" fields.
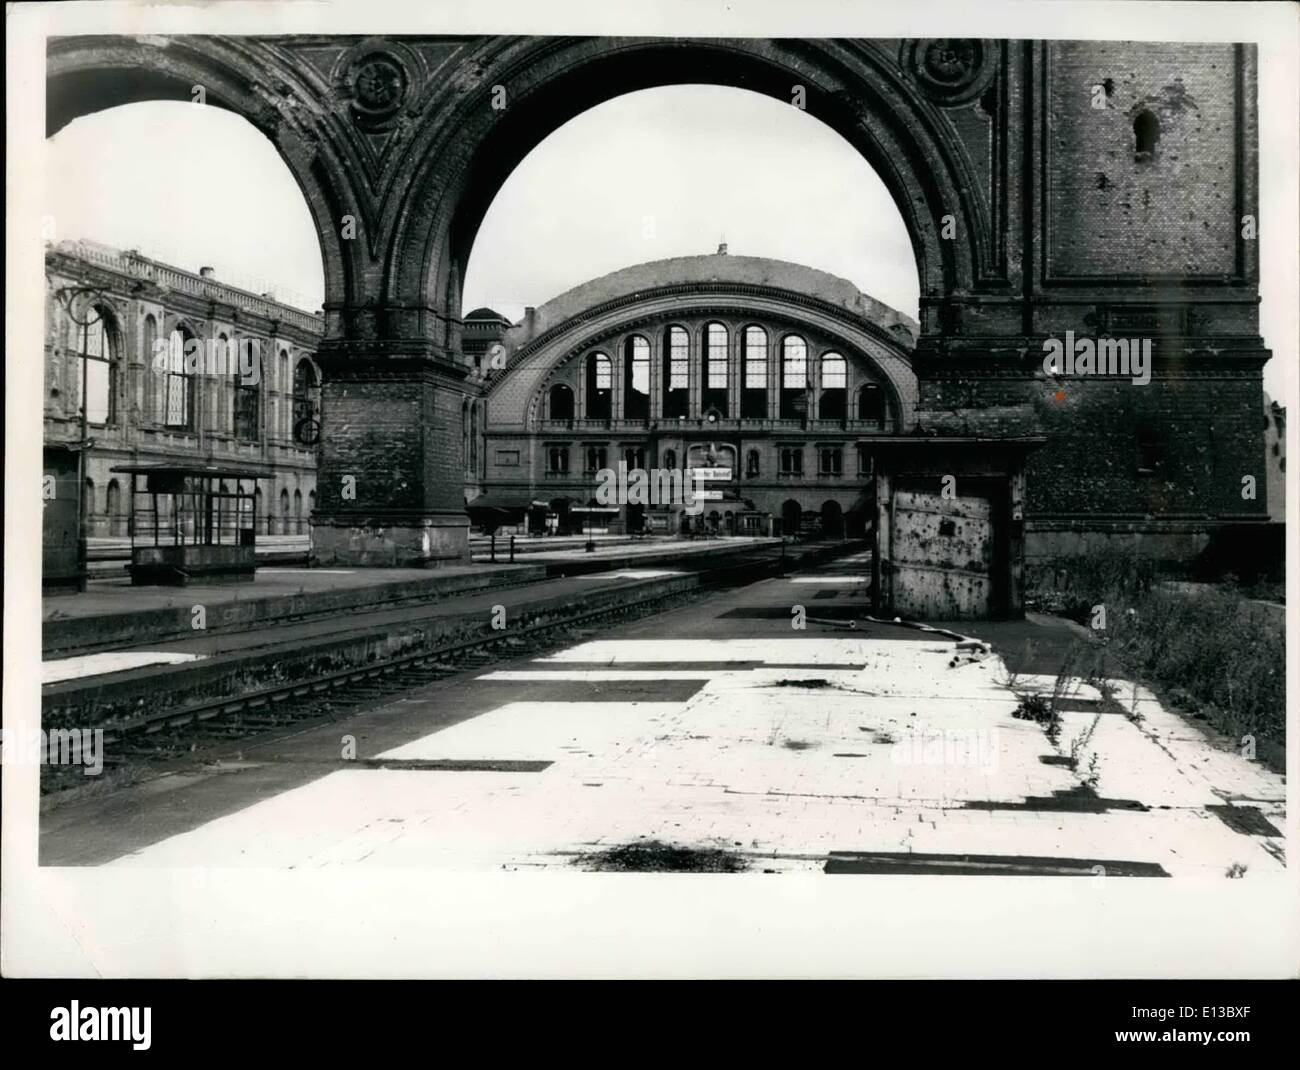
[{"xmin": 112, "ymin": 464, "xmax": 271, "ymax": 585}]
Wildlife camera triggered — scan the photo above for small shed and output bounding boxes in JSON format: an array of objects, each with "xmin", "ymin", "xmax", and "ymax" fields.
[{"xmin": 110, "ymin": 463, "xmax": 272, "ymax": 585}]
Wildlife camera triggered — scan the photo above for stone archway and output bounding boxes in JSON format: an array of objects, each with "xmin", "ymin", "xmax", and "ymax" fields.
[{"xmin": 45, "ymin": 36, "xmax": 1270, "ymax": 572}]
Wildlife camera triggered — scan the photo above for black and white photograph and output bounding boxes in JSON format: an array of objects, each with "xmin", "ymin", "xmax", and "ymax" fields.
[{"xmin": 4, "ymin": 0, "xmax": 1298, "ymax": 1017}]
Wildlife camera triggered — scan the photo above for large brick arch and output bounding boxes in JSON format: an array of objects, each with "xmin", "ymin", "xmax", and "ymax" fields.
[
  {"xmin": 46, "ymin": 36, "xmax": 352, "ymax": 318},
  {"xmin": 386, "ymin": 37, "xmax": 999, "ymax": 352},
  {"xmin": 44, "ymin": 36, "xmax": 1270, "ymax": 568}
]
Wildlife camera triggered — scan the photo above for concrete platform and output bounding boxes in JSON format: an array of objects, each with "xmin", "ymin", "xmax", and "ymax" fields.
[
  {"xmin": 42, "ymin": 563, "xmax": 545, "ymax": 656},
  {"xmin": 43, "ymin": 537, "xmax": 788, "ymax": 656},
  {"xmin": 41, "ymin": 540, "xmax": 840, "ymax": 732},
  {"xmin": 41, "ymin": 547, "xmax": 1285, "ymax": 886}
]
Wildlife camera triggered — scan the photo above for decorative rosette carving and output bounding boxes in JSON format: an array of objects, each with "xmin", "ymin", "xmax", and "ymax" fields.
[
  {"xmin": 904, "ymin": 39, "xmax": 998, "ymax": 106},
  {"xmin": 337, "ymin": 39, "xmax": 422, "ymax": 131}
]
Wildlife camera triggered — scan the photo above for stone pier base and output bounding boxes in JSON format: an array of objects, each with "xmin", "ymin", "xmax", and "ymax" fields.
[{"xmin": 311, "ymin": 513, "xmax": 470, "ymax": 568}]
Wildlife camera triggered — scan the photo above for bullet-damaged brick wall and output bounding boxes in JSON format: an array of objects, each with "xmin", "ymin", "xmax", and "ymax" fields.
[
  {"xmin": 1026, "ymin": 374, "xmax": 1267, "ymax": 517},
  {"xmin": 1046, "ymin": 41, "xmax": 1242, "ymax": 279}
]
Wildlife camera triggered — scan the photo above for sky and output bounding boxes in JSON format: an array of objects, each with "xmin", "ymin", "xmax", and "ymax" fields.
[{"xmin": 46, "ymin": 86, "xmax": 1292, "ymax": 402}]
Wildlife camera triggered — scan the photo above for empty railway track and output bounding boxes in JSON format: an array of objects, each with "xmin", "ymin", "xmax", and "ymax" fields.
[{"xmin": 40, "ymin": 546, "xmax": 833, "ymax": 796}]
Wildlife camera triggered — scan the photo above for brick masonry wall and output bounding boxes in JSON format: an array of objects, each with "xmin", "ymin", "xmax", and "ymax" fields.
[
  {"xmin": 1045, "ymin": 41, "xmax": 1242, "ymax": 279},
  {"xmin": 317, "ymin": 379, "xmax": 467, "ymax": 515},
  {"xmin": 1026, "ymin": 373, "xmax": 1266, "ymax": 518}
]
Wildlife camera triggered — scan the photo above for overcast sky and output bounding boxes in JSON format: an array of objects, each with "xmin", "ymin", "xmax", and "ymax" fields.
[{"xmin": 47, "ymin": 85, "xmax": 1291, "ymax": 401}]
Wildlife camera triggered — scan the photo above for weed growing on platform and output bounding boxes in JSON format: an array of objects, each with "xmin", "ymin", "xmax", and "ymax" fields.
[{"xmin": 1033, "ymin": 553, "xmax": 1284, "ymax": 769}]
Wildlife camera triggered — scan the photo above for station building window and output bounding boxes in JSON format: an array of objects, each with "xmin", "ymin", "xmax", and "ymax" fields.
[
  {"xmin": 857, "ymin": 383, "xmax": 885, "ymax": 423},
  {"xmin": 76, "ymin": 305, "xmax": 118, "ymax": 427},
  {"xmin": 586, "ymin": 352, "xmax": 612, "ymax": 420},
  {"xmin": 548, "ymin": 383, "xmax": 575, "ymax": 421},
  {"xmin": 547, "ymin": 445, "xmax": 571, "ymax": 475},
  {"xmin": 233, "ymin": 340, "xmax": 262, "ymax": 442},
  {"xmin": 819, "ymin": 353, "xmax": 846, "ymax": 420},
  {"xmin": 624, "ymin": 335, "xmax": 650, "ymax": 420},
  {"xmin": 780, "ymin": 335, "xmax": 808, "ymax": 419},
  {"xmin": 819, "ymin": 446, "xmax": 843, "ymax": 476},
  {"xmin": 162, "ymin": 326, "xmax": 196, "ymax": 430},
  {"xmin": 742, "ymin": 326, "xmax": 768, "ymax": 419},
  {"xmin": 704, "ymin": 322, "xmax": 729, "ymax": 416},
  {"xmin": 664, "ymin": 326, "xmax": 690, "ymax": 418}
]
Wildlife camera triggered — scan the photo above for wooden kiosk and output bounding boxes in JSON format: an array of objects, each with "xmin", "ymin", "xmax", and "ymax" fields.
[{"xmin": 111, "ymin": 463, "xmax": 271, "ymax": 586}]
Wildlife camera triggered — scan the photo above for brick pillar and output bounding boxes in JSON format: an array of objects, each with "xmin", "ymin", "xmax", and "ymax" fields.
[{"xmin": 310, "ymin": 348, "xmax": 472, "ymax": 567}]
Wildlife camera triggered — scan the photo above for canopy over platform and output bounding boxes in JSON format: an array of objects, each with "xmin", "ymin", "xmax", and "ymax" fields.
[{"xmin": 111, "ymin": 463, "xmax": 275, "ymax": 586}]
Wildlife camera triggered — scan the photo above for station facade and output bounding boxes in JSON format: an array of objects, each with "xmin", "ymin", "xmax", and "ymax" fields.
[
  {"xmin": 467, "ymin": 251, "xmax": 920, "ymax": 538},
  {"xmin": 44, "ymin": 239, "xmax": 323, "ymax": 540}
]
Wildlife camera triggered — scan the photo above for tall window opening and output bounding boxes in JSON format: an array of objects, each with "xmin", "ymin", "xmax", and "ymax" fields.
[
  {"xmin": 292, "ymin": 358, "xmax": 320, "ymax": 445},
  {"xmin": 819, "ymin": 352, "xmax": 847, "ymax": 420},
  {"xmin": 586, "ymin": 352, "xmax": 612, "ymax": 420},
  {"xmin": 233, "ymin": 340, "xmax": 262, "ymax": 442},
  {"xmin": 162, "ymin": 325, "xmax": 196, "ymax": 430},
  {"xmin": 780, "ymin": 335, "xmax": 808, "ymax": 419},
  {"xmin": 548, "ymin": 383, "xmax": 575, "ymax": 421},
  {"xmin": 742, "ymin": 325, "xmax": 768, "ymax": 419},
  {"xmin": 857, "ymin": 383, "xmax": 885, "ymax": 424},
  {"xmin": 703, "ymin": 322, "xmax": 729, "ymax": 416},
  {"xmin": 624, "ymin": 335, "xmax": 650, "ymax": 420},
  {"xmin": 663, "ymin": 326, "xmax": 690, "ymax": 418},
  {"xmin": 76, "ymin": 304, "xmax": 117, "ymax": 426}
]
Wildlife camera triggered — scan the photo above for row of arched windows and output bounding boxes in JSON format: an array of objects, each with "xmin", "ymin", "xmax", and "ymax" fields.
[
  {"xmin": 64, "ymin": 305, "xmax": 318, "ymax": 443},
  {"xmin": 546, "ymin": 323, "xmax": 888, "ymax": 424}
]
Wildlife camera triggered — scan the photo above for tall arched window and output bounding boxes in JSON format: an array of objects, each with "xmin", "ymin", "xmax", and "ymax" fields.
[
  {"xmin": 142, "ymin": 314, "xmax": 158, "ymax": 420},
  {"xmin": 292, "ymin": 359, "xmax": 320, "ymax": 445},
  {"xmin": 819, "ymin": 352, "xmax": 847, "ymax": 420},
  {"xmin": 746, "ymin": 449, "xmax": 761, "ymax": 478},
  {"xmin": 780, "ymin": 335, "xmax": 808, "ymax": 419},
  {"xmin": 164, "ymin": 326, "xmax": 196, "ymax": 429},
  {"xmin": 293, "ymin": 489, "xmax": 303, "ymax": 534},
  {"xmin": 77, "ymin": 304, "xmax": 117, "ymax": 426},
  {"xmin": 704, "ymin": 323, "xmax": 729, "ymax": 416},
  {"xmin": 857, "ymin": 383, "xmax": 885, "ymax": 424},
  {"xmin": 586, "ymin": 352, "xmax": 612, "ymax": 420},
  {"xmin": 742, "ymin": 326, "xmax": 768, "ymax": 419},
  {"xmin": 663, "ymin": 326, "xmax": 689, "ymax": 418},
  {"xmin": 279, "ymin": 488, "xmax": 291, "ymax": 536},
  {"xmin": 233, "ymin": 339, "xmax": 262, "ymax": 441},
  {"xmin": 624, "ymin": 335, "xmax": 650, "ymax": 420},
  {"xmin": 662, "ymin": 448, "xmax": 677, "ymax": 470},
  {"xmin": 548, "ymin": 383, "xmax": 574, "ymax": 421}
]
